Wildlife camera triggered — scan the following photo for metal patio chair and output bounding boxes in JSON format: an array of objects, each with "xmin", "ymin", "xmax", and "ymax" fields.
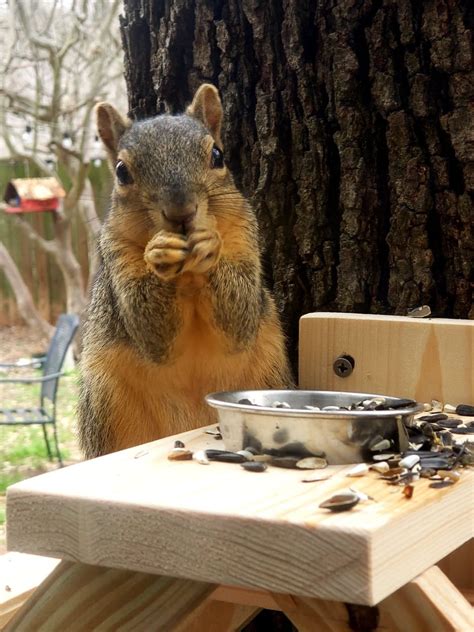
[{"xmin": 0, "ymin": 313, "xmax": 80, "ymax": 466}]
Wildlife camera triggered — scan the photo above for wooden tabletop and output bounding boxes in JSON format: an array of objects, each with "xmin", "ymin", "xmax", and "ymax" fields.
[{"xmin": 6, "ymin": 424, "xmax": 473, "ymax": 606}]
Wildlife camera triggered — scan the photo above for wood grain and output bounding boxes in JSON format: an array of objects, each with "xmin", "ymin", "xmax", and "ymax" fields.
[
  {"xmin": 299, "ymin": 313, "xmax": 474, "ymax": 405},
  {"xmin": 0, "ymin": 553, "xmax": 59, "ymax": 627},
  {"xmin": 179, "ymin": 601, "xmax": 259, "ymax": 632},
  {"xmin": 380, "ymin": 566, "xmax": 474, "ymax": 632},
  {"xmin": 4, "ymin": 561, "xmax": 216, "ymax": 632},
  {"xmin": 438, "ymin": 540, "xmax": 474, "ymax": 593},
  {"xmin": 6, "ymin": 426, "xmax": 473, "ymax": 606}
]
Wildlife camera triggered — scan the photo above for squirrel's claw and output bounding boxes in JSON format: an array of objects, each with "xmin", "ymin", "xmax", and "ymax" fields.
[
  {"xmin": 144, "ymin": 231, "xmax": 189, "ymax": 280},
  {"xmin": 181, "ymin": 229, "xmax": 222, "ymax": 274}
]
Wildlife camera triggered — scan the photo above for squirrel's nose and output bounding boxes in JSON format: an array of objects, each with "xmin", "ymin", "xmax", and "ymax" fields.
[{"xmin": 163, "ymin": 206, "xmax": 197, "ymax": 225}]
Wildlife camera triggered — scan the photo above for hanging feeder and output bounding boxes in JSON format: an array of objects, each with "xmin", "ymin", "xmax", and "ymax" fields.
[{"xmin": 3, "ymin": 177, "xmax": 66, "ymax": 214}]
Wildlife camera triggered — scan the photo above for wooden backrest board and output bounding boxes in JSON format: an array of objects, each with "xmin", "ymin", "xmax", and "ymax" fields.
[{"xmin": 299, "ymin": 313, "xmax": 473, "ymax": 405}]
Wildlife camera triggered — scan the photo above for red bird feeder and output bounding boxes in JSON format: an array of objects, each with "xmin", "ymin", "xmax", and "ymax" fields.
[{"xmin": 3, "ymin": 177, "xmax": 66, "ymax": 214}]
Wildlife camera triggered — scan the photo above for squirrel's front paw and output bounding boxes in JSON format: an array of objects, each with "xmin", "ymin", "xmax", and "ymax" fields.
[
  {"xmin": 181, "ymin": 229, "xmax": 222, "ymax": 274},
  {"xmin": 144, "ymin": 231, "xmax": 188, "ymax": 281}
]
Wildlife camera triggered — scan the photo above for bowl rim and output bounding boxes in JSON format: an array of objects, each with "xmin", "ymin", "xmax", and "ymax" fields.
[{"xmin": 205, "ymin": 389, "xmax": 424, "ymax": 418}]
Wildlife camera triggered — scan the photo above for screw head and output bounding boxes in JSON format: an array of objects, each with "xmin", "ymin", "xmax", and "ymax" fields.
[{"xmin": 333, "ymin": 355, "xmax": 354, "ymax": 378}]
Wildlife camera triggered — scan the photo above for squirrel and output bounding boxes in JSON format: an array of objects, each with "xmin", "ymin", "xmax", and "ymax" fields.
[{"xmin": 78, "ymin": 84, "xmax": 293, "ymax": 459}]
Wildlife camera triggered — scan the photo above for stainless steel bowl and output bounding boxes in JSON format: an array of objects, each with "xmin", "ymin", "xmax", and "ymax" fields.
[{"xmin": 205, "ymin": 390, "xmax": 423, "ymax": 464}]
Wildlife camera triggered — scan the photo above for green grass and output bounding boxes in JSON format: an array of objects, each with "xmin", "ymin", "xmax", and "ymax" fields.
[
  {"xmin": 0, "ymin": 472, "xmax": 24, "ymax": 494},
  {"xmin": 0, "ymin": 369, "xmax": 81, "ymax": 476}
]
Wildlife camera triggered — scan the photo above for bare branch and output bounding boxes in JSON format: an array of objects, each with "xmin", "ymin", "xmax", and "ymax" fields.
[
  {"xmin": 13, "ymin": 0, "xmax": 58, "ymax": 56},
  {"xmin": 9, "ymin": 215, "xmax": 58, "ymax": 255},
  {"xmin": 0, "ymin": 240, "xmax": 54, "ymax": 338}
]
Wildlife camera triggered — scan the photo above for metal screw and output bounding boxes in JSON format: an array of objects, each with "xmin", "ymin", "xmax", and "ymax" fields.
[{"xmin": 333, "ymin": 355, "xmax": 355, "ymax": 378}]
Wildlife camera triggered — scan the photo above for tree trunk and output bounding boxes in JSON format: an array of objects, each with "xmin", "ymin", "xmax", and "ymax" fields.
[
  {"xmin": 120, "ymin": 0, "xmax": 473, "ymax": 369},
  {"xmin": 0, "ymin": 242, "xmax": 54, "ymax": 339}
]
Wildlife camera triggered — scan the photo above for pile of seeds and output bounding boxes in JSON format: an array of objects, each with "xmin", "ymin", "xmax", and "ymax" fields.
[
  {"xmin": 168, "ymin": 441, "xmax": 329, "ymax": 473},
  {"xmin": 167, "ymin": 401, "xmax": 474, "ymax": 513},
  {"xmin": 237, "ymin": 396, "xmax": 418, "ymax": 412}
]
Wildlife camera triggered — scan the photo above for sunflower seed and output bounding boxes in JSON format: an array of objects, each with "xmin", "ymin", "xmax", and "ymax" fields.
[
  {"xmin": 270, "ymin": 456, "xmax": 300, "ymax": 469},
  {"xmin": 296, "ymin": 457, "xmax": 328, "ymax": 470},
  {"xmin": 205, "ymin": 449, "xmax": 246, "ymax": 463},
  {"xmin": 168, "ymin": 448, "xmax": 193, "ymax": 461},
  {"xmin": 301, "ymin": 474, "xmax": 332, "ymax": 483},
  {"xmin": 443, "ymin": 404, "xmax": 457, "ymax": 413},
  {"xmin": 419, "ymin": 413, "xmax": 448, "ymax": 422},
  {"xmin": 370, "ymin": 439, "xmax": 392, "ymax": 452},
  {"xmin": 253, "ymin": 454, "xmax": 273, "ymax": 463},
  {"xmin": 373, "ymin": 453, "xmax": 396, "ymax": 461},
  {"xmin": 437, "ymin": 469, "xmax": 461, "ymax": 483},
  {"xmin": 174, "ymin": 440, "xmax": 185, "ymax": 449},
  {"xmin": 319, "ymin": 492, "xmax": 360, "ymax": 512},
  {"xmin": 370, "ymin": 462, "xmax": 390, "ymax": 474},
  {"xmin": 456, "ymin": 404, "xmax": 474, "ymax": 416},
  {"xmin": 346, "ymin": 463, "xmax": 369, "ymax": 477},
  {"xmin": 241, "ymin": 461, "xmax": 267, "ymax": 473},
  {"xmin": 399, "ymin": 455, "xmax": 420, "ymax": 469}
]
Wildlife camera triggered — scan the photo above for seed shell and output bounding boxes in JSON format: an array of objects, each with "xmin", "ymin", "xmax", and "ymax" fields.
[
  {"xmin": 456, "ymin": 404, "xmax": 474, "ymax": 416},
  {"xmin": 370, "ymin": 462, "xmax": 390, "ymax": 474},
  {"xmin": 296, "ymin": 457, "xmax": 328, "ymax": 470},
  {"xmin": 168, "ymin": 448, "xmax": 193, "ymax": 461},
  {"xmin": 205, "ymin": 449, "xmax": 246, "ymax": 463},
  {"xmin": 270, "ymin": 456, "xmax": 300, "ymax": 469},
  {"xmin": 319, "ymin": 492, "xmax": 360, "ymax": 512},
  {"xmin": 241, "ymin": 461, "xmax": 267, "ymax": 473},
  {"xmin": 346, "ymin": 463, "xmax": 369, "ymax": 477},
  {"xmin": 399, "ymin": 455, "xmax": 420, "ymax": 469}
]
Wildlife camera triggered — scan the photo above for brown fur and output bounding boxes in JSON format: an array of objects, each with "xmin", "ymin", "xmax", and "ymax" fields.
[{"xmin": 78, "ymin": 84, "xmax": 293, "ymax": 458}]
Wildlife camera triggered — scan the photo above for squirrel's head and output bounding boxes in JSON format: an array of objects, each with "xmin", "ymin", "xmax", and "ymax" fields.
[{"xmin": 96, "ymin": 84, "xmax": 234, "ymax": 235}]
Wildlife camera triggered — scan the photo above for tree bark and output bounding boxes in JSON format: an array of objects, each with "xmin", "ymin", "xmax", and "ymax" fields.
[
  {"xmin": 0, "ymin": 241, "xmax": 54, "ymax": 338},
  {"xmin": 120, "ymin": 0, "xmax": 473, "ymax": 368}
]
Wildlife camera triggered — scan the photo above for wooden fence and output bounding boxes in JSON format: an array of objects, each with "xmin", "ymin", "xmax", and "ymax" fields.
[{"xmin": 0, "ymin": 160, "xmax": 111, "ymax": 327}]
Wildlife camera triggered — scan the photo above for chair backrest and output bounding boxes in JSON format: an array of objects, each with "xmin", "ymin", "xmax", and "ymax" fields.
[{"xmin": 41, "ymin": 313, "xmax": 80, "ymax": 406}]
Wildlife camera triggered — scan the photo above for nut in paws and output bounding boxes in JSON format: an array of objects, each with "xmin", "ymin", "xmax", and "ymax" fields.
[
  {"xmin": 181, "ymin": 229, "xmax": 222, "ymax": 274},
  {"xmin": 144, "ymin": 231, "xmax": 189, "ymax": 280}
]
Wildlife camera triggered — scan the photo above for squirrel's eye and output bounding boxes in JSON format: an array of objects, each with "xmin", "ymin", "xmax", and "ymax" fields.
[
  {"xmin": 210, "ymin": 145, "xmax": 224, "ymax": 169},
  {"xmin": 116, "ymin": 160, "xmax": 133, "ymax": 185}
]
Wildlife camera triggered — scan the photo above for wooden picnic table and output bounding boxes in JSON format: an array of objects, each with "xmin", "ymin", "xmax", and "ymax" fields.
[
  {"xmin": 3, "ymin": 420, "xmax": 473, "ymax": 631},
  {"xmin": 3, "ymin": 313, "xmax": 474, "ymax": 631}
]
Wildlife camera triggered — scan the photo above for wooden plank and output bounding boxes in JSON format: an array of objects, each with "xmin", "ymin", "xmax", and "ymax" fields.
[
  {"xmin": 0, "ymin": 553, "xmax": 59, "ymax": 627},
  {"xmin": 299, "ymin": 313, "xmax": 474, "ymax": 405},
  {"xmin": 211, "ymin": 585, "xmax": 296, "ymax": 611},
  {"xmin": 438, "ymin": 540, "xmax": 474, "ymax": 593},
  {"xmin": 6, "ymin": 427, "xmax": 474, "ymax": 605},
  {"xmin": 5, "ymin": 561, "xmax": 216, "ymax": 631},
  {"xmin": 380, "ymin": 566, "xmax": 474, "ymax": 632},
  {"xmin": 179, "ymin": 602, "xmax": 259, "ymax": 632}
]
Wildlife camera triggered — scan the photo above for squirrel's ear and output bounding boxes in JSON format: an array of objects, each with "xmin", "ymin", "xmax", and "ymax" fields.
[
  {"xmin": 187, "ymin": 84, "xmax": 223, "ymax": 144},
  {"xmin": 95, "ymin": 102, "xmax": 131, "ymax": 162}
]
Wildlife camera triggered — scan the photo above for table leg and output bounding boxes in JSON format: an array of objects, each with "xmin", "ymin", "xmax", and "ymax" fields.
[
  {"xmin": 5, "ymin": 560, "xmax": 217, "ymax": 631},
  {"xmin": 179, "ymin": 601, "xmax": 260, "ymax": 632},
  {"xmin": 380, "ymin": 565, "xmax": 473, "ymax": 632},
  {"xmin": 275, "ymin": 567, "xmax": 473, "ymax": 632}
]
